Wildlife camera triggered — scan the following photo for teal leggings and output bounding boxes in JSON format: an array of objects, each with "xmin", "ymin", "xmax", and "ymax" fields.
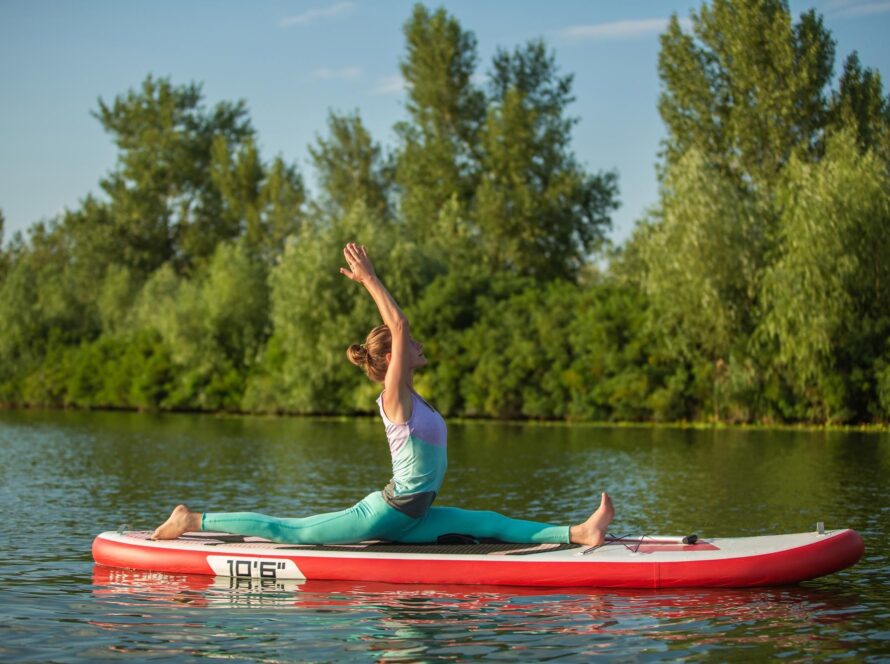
[{"xmin": 202, "ymin": 491, "xmax": 570, "ymax": 545}]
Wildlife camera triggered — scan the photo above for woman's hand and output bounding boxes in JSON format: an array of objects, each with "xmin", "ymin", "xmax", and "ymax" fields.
[{"xmin": 340, "ymin": 243, "xmax": 377, "ymax": 284}]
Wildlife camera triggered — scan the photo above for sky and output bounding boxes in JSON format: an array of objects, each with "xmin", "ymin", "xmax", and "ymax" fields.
[{"xmin": 1, "ymin": 0, "xmax": 888, "ymax": 247}]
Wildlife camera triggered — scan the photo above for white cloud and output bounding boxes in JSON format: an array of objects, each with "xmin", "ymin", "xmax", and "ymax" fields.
[
  {"xmin": 311, "ymin": 67, "xmax": 361, "ymax": 80},
  {"xmin": 370, "ymin": 74, "xmax": 406, "ymax": 96},
  {"xmin": 830, "ymin": 1, "xmax": 890, "ymax": 16},
  {"xmin": 559, "ymin": 16, "xmax": 692, "ymax": 41},
  {"xmin": 280, "ymin": 2, "xmax": 356, "ymax": 27}
]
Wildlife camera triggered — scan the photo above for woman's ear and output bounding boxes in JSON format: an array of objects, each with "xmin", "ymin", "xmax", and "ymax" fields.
[{"xmin": 385, "ymin": 352, "xmax": 392, "ymax": 364}]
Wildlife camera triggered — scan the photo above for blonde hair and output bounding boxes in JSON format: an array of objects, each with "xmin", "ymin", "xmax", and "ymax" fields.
[{"xmin": 347, "ymin": 324, "xmax": 391, "ymax": 383}]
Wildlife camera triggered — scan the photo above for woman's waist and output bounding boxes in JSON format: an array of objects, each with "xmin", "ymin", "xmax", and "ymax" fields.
[{"xmin": 381, "ymin": 481, "xmax": 438, "ymax": 519}]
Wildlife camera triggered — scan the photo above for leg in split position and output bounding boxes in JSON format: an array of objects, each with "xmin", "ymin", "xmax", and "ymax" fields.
[
  {"xmin": 152, "ymin": 492, "xmax": 413, "ymax": 544},
  {"xmin": 153, "ymin": 492, "xmax": 614, "ymax": 547},
  {"xmin": 398, "ymin": 492, "xmax": 615, "ymax": 547}
]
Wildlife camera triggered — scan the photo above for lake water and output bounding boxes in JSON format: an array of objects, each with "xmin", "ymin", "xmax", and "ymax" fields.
[{"xmin": 1, "ymin": 409, "xmax": 888, "ymax": 661}]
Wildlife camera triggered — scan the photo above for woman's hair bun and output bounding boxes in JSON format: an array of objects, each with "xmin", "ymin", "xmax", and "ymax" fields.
[
  {"xmin": 346, "ymin": 343, "xmax": 367, "ymax": 367},
  {"xmin": 346, "ymin": 325, "xmax": 391, "ymax": 383}
]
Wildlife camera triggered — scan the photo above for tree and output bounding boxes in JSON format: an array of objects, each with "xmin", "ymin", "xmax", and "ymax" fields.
[
  {"xmin": 640, "ymin": 148, "xmax": 767, "ymax": 363},
  {"xmin": 0, "ymin": 209, "xmax": 7, "ymax": 282},
  {"xmin": 658, "ymin": 0, "xmax": 835, "ymax": 193},
  {"xmin": 309, "ymin": 111, "xmax": 392, "ymax": 221},
  {"xmin": 476, "ymin": 40, "xmax": 618, "ymax": 278},
  {"xmin": 635, "ymin": 0, "xmax": 890, "ymax": 422},
  {"xmin": 831, "ymin": 52, "xmax": 890, "ymax": 158},
  {"xmin": 94, "ymin": 74, "xmax": 255, "ymax": 274},
  {"xmin": 211, "ymin": 136, "xmax": 306, "ymax": 258},
  {"xmin": 125, "ymin": 240, "xmax": 270, "ymax": 410},
  {"xmin": 395, "ymin": 4, "xmax": 486, "ymax": 257},
  {"xmin": 256, "ymin": 157, "xmax": 307, "ymax": 254},
  {"xmin": 759, "ymin": 130, "xmax": 890, "ymax": 421},
  {"xmin": 0, "ymin": 221, "xmax": 100, "ymax": 352}
]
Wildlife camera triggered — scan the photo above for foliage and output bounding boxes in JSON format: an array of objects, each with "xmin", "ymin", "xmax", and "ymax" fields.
[
  {"xmin": 245, "ymin": 203, "xmax": 432, "ymax": 414},
  {"xmin": 93, "ymin": 75, "xmax": 256, "ymax": 274},
  {"xmin": 760, "ymin": 131, "xmax": 890, "ymax": 421},
  {"xmin": 2, "ymin": 1, "xmax": 888, "ymax": 425},
  {"xmin": 658, "ymin": 0, "xmax": 835, "ymax": 192},
  {"xmin": 640, "ymin": 147, "xmax": 769, "ymax": 362},
  {"xmin": 309, "ymin": 111, "xmax": 392, "ymax": 221},
  {"xmin": 394, "ymin": 4, "xmax": 485, "ymax": 266},
  {"xmin": 477, "ymin": 41, "xmax": 618, "ymax": 278},
  {"xmin": 832, "ymin": 52, "xmax": 890, "ymax": 159}
]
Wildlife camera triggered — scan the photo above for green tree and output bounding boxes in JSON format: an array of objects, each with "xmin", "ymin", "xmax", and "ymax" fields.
[
  {"xmin": 94, "ymin": 74, "xmax": 254, "ymax": 274},
  {"xmin": 0, "ymin": 222, "xmax": 98, "ymax": 367},
  {"xmin": 640, "ymin": 148, "xmax": 767, "ymax": 362},
  {"xmin": 211, "ymin": 136, "xmax": 306, "ymax": 258},
  {"xmin": 257, "ymin": 157, "xmax": 307, "ymax": 253},
  {"xmin": 831, "ymin": 52, "xmax": 890, "ymax": 158},
  {"xmin": 760, "ymin": 131, "xmax": 890, "ymax": 422},
  {"xmin": 636, "ymin": 0, "xmax": 890, "ymax": 422},
  {"xmin": 395, "ymin": 4, "xmax": 485, "ymax": 258},
  {"xmin": 477, "ymin": 40, "xmax": 618, "ymax": 278},
  {"xmin": 203, "ymin": 239, "xmax": 270, "ymax": 374},
  {"xmin": 566, "ymin": 283, "xmax": 661, "ymax": 422},
  {"xmin": 409, "ymin": 269, "xmax": 524, "ymax": 416},
  {"xmin": 459, "ymin": 280, "xmax": 575, "ymax": 419},
  {"xmin": 309, "ymin": 111, "xmax": 392, "ymax": 221},
  {"xmin": 0, "ymin": 209, "xmax": 7, "ymax": 282},
  {"xmin": 57, "ymin": 196, "xmax": 128, "ymax": 325},
  {"xmin": 97, "ymin": 264, "xmax": 137, "ymax": 335},
  {"xmin": 127, "ymin": 240, "xmax": 269, "ymax": 410},
  {"xmin": 658, "ymin": 0, "xmax": 835, "ymax": 192}
]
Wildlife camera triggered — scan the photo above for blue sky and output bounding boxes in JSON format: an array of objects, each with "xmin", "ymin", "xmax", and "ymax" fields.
[{"xmin": 1, "ymin": 0, "xmax": 888, "ymax": 246}]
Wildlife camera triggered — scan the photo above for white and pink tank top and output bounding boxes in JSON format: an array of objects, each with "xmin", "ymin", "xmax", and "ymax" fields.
[{"xmin": 376, "ymin": 391, "xmax": 448, "ymax": 518}]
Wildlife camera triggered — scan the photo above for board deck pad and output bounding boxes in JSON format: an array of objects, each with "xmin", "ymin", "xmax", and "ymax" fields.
[{"xmin": 178, "ymin": 533, "xmax": 581, "ymax": 556}]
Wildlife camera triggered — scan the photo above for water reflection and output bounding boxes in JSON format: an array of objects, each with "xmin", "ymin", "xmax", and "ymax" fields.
[{"xmin": 91, "ymin": 565, "xmax": 868, "ymax": 660}]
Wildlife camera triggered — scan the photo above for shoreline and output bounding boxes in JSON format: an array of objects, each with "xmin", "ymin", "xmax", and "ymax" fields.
[{"xmin": 1, "ymin": 402, "xmax": 887, "ymax": 434}]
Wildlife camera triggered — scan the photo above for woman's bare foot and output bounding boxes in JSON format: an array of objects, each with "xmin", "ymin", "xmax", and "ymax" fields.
[
  {"xmin": 569, "ymin": 492, "xmax": 615, "ymax": 547},
  {"xmin": 151, "ymin": 504, "xmax": 202, "ymax": 540}
]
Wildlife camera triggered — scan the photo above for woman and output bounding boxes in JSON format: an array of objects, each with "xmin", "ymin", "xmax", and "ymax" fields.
[{"xmin": 152, "ymin": 243, "xmax": 614, "ymax": 546}]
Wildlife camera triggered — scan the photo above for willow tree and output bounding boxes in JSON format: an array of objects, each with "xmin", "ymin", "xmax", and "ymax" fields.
[
  {"xmin": 760, "ymin": 131, "xmax": 890, "ymax": 421},
  {"xmin": 629, "ymin": 0, "xmax": 890, "ymax": 420}
]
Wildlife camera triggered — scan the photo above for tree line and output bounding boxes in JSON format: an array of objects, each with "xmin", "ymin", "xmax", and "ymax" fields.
[{"xmin": 1, "ymin": 1, "xmax": 888, "ymax": 424}]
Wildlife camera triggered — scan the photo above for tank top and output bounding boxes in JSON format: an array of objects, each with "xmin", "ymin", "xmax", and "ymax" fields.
[{"xmin": 376, "ymin": 390, "xmax": 448, "ymax": 518}]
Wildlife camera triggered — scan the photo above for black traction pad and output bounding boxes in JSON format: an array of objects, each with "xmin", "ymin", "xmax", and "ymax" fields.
[
  {"xmin": 274, "ymin": 542, "xmax": 580, "ymax": 555},
  {"xmin": 177, "ymin": 533, "xmax": 580, "ymax": 556}
]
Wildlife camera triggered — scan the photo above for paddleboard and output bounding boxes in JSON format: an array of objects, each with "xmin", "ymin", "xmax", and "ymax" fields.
[{"xmin": 92, "ymin": 528, "xmax": 863, "ymax": 588}]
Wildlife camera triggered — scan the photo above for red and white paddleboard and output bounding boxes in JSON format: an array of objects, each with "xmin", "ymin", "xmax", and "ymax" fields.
[{"xmin": 92, "ymin": 528, "xmax": 863, "ymax": 589}]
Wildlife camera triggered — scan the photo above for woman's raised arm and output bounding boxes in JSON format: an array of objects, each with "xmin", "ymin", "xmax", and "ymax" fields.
[{"xmin": 340, "ymin": 243, "xmax": 414, "ymax": 422}]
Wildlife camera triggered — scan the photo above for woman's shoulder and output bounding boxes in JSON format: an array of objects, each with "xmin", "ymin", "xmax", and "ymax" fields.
[{"xmin": 377, "ymin": 389, "xmax": 419, "ymax": 427}]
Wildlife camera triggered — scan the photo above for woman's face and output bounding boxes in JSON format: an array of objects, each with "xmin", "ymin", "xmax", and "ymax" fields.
[
  {"xmin": 383, "ymin": 337, "xmax": 428, "ymax": 373},
  {"xmin": 408, "ymin": 338, "xmax": 428, "ymax": 369}
]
